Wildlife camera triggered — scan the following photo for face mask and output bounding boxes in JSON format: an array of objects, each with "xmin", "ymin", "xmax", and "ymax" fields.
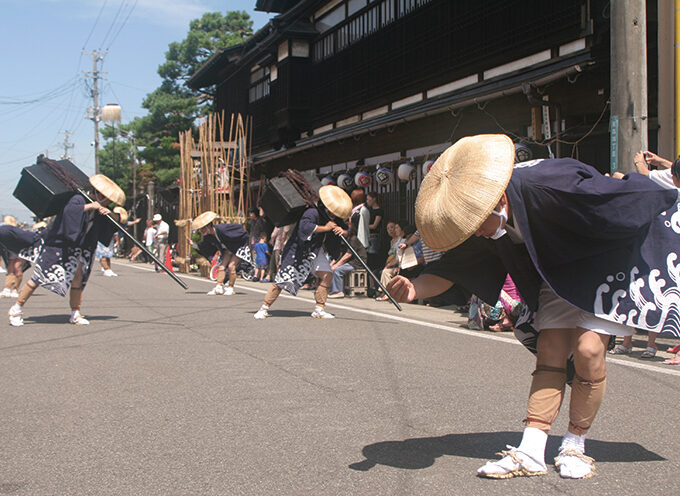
[{"xmin": 489, "ymin": 205, "xmax": 507, "ymax": 240}]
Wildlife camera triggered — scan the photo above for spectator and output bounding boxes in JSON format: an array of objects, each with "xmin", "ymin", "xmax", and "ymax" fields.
[
  {"xmin": 350, "ymin": 188, "xmax": 370, "ymax": 249},
  {"xmin": 254, "ymin": 235, "xmax": 270, "ymax": 282},
  {"xmin": 267, "ymin": 224, "xmax": 291, "ymax": 281},
  {"xmin": 365, "ymin": 192, "xmax": 384, "ymax": 296},
  {"xmin": 376, "ymin": 220, "xmax": 406, "ymax": 301},
  {"xmin": 153, "ymin": 214, "xmax": 169, "ymax": 272},
  {"xmin": 397, "ymin": 224, "xmax": 425, "ymax": 279},
  {"xmin": 328, "ymin": 217, "xmax": 368, "ymax": 298}
]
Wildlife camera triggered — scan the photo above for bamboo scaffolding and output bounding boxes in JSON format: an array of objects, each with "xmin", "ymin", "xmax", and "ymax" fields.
[{"xmin": 176, "ymin": 113, "xmax": 251, "ymax": 273}]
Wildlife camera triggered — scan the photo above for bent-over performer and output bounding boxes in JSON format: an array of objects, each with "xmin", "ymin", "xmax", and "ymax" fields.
[
  {"xmin": 254, "ymin": 185, "xmax": 351, "ymax": 320},
  {"xmin": 190, "ymin": 211, "xmax": 253, "ymax": 296},
  {"xmin": 0, "ymin": 221, "xmax": 41, "ymax": 298},
  {"xmin": 8, "ymin": 174, "xmax": 126, "ymax": 326},
  {"xmin": 387, "ymin": 134, "xmax": 680, "ymax": 480}
]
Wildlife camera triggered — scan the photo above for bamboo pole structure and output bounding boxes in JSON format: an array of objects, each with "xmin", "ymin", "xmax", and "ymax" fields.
[{"xmin": 176, "ymin": 113, "xmax": 251, "ymax": 273}]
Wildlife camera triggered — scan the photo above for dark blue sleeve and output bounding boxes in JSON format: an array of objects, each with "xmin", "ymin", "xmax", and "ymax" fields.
[
  {"xmin": 297, "ymin": 208, "xmax": 319, "ymax": 242},
  {"xmin": 57, "ymin": 195, "xmax": 86, "ymax": 244}
]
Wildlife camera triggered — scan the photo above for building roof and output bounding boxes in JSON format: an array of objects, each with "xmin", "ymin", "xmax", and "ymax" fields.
[{"xmin": 255, "ymin": 0, "xmax": 302, "ymax": 13}]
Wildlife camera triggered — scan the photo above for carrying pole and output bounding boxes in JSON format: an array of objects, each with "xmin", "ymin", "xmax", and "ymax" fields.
[{"xmin": 78, "ymin": 189, "xmax": 189, "ymax": 290}]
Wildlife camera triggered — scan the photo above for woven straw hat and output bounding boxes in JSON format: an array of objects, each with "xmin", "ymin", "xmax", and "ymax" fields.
[
  {"xmin": 415, "ymin": 134, "xmax": 515, "ymax": 251},
  {"xmin": 3, "ymin": 215, "xmax": 17, "ymax": 226},
  {"xmin": 191, "ymin": 211, "xmax": 218, "ymax": 230},
  {"xmin": 113, "ymin": 206, "xmax": 128, "ymax": 225},
  {"xmin": 89, "ymin": 174, "xmax": 126, "ymax": 205},
  {"xmin": 319, "ymin": 185, "xmax": 353, "ymax": 220}
]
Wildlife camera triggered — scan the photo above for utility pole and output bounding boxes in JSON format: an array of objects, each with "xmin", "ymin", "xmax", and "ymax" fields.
[
  {"xmin": 83, "ymin": 49, "xmax": 107, "ymax": 174},
  {"xmin": 610, "ymin": 1, "xmax": 648, "ymax": 174},
  {"xmin": 61, "ymin": 131, "xmax": 74, "ymax": 160}
]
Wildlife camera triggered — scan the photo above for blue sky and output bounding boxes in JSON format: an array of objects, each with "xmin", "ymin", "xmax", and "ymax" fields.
[{"xmin": 0, "ymin": 0, "xmax": 273, "ymax": 222}]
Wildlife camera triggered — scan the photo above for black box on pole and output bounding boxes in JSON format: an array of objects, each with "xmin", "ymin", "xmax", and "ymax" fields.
[
  {"xmin": 259, "ymin": 170, "xmax": 322, "ymax": 227},
  {"xmin": 13, "ymin": 159, "xmax": 90, "ymax": 218}
]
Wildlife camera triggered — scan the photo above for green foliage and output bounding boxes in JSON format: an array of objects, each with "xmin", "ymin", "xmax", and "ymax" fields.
[{"xmin": 99, "ymin": 10, "xmax": 254, "ymax": 194}]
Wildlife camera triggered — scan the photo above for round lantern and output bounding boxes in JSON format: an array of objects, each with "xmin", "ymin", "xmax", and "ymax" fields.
[
  {"xmin": 337, "ymin": 173, "xmax": 354, "ymax": 190},
  {"xmin": 354, "ymin": 171, "xmax": 371, "ymax": 188},
  {"xmin": 321, "ymin": 175, "xmax": 336, "ymax": 186},
  {"xmin": 375, "ymin": 167, "xmax": 392, "ymax": 185},
  {"xmin": 514, "ymin": 143, "xmax": 532, "ymax": 163},
  {"xmin": 397, "ymin": 162, "xmax": 416, "ymax": 181},
  {"xmin": 422, "ymin": 160, "xmax": 435, "ymax": 176}
]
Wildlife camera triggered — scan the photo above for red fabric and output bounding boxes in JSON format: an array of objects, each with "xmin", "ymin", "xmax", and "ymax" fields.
[{"xmin": 164, "ymin": 246, "xmax": 174, "ymax": 273}]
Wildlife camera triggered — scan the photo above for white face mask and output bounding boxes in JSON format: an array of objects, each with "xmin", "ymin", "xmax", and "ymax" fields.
[{"xmin": 489, "ymin": 205, "xmax": 508, "ymax": 240}]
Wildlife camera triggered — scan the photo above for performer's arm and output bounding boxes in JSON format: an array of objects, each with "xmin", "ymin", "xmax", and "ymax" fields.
[{"xmin": 387, "ymin": 274, "xmax": 454, "ymax": 303}]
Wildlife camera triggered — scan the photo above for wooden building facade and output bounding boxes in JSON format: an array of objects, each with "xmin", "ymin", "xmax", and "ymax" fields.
[{"xmin": 188, "ymin": 0, "xmax": 660, "ymax": 226}]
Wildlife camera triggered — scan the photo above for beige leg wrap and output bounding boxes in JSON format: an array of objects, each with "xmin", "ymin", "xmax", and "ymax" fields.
[
  {"xmin": 13, "ymin": 274, "xmax": 22, "ymax": 289},
  {"xmin": 263, "ymin": 284, "xmax": 282, "ymax": 307},
  {"xmin": 228, "ymin": 271, "xmax": 237, "ymax": 287},
  {"xmin": 315, "ymin": 284, "xmax": 330, "ymax": 307},
  {"xmin": 70, "ymin": 288, "xmax": 83, "ymax": 311},
  {"xmin": 4, "ymin": 274, "xmax": 15, "ymax": 290},
  {"xmin": 568, "ymin": 375, "xmax": 607, "ymax": 435},
  {"xmin": 216, "ymin": 266, "xmax": 226, "ymax": 285},
  {"xmin": 17, "ymin": 282, "xmax": 38, "ymax": 306},
  {"xmin": 524, "ymin": 365, "xmax": 567, "ymax": 432},
  {"xmin": 101, "ymin": 258, "xmax": 111, "ymax": 271}
]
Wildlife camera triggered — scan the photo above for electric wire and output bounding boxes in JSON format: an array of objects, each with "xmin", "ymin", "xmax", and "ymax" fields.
[
  {"xmin": 82, "ymin": 0, "xmax": 109, "ymax": 51},
  {"xmin": 99, "ymin": 0, "xmax": 128, "ymax": 49},
  {"xmin": 105, "ymin": 0, "xmax": 138, "ymax": 51}
]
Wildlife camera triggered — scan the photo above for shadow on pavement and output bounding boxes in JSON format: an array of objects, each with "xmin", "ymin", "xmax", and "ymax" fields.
[
  {"xmin": 25, "ymin": 315, "xmax": 118, "ymax": 324},
  {"xmin": 348, "ymin": 431, "xmax": 665, "ymax": 471}
]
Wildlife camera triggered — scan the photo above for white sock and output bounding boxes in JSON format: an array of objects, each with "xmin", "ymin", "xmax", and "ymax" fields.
[
  {"xmin": 314, "ymin": 305, "xmax": 323, "ymax": 312},
  {"xmin": 10, "ymin": 303, "xmax": 22, "ymax": 313},
  {"xmin": 260, "ymin": 304, "xmax": 269, "ymax": 311},
  {"xmin": 517, "ymin": 427, "xmax": 548, "ymax": 463},
  {"xmin": 560, "ymin": 431, "xmax": 586, "ymax": 453}
]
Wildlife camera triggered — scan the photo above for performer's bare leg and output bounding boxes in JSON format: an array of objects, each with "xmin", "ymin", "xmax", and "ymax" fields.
[
  {"xmin": 69, "ymin": 264, "xmax": 89, "ymax": 325},
  {"xmin": 8, "ymin": 280, "xmax": 38, "ymax": 326},
  {"xmin": 208, "ymin": 255, "xmax": 229, "ymax": 295},
  {"xmin": 225, "ymin": 255, "xmax": 237, "ymax": 295},
  {"xmin": 11, "ymin": 258, "xmax": 23, "ymax": 291},
  {"xmin": 254, "ymin": 284, "xmax": 282, "ymax": 319},
  {"xmin": 101, "ymin": 257, "xmax": 117, "ymax": 277},
  {"xmin": 311, "ymin": 271, "xmax": 334, "ymax": 319}
]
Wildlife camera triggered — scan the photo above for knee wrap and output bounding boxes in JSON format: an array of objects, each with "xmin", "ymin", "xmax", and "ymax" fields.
[
  {"xmin": 524, "ymin": 365, "xmax": 567, "ymax": 431},
  {"xmin": 568, "ymin": 375, "xmax": 607, "ymax": 435}
]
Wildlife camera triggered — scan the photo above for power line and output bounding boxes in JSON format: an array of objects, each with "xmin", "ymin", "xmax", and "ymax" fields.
[
  {"xmin": 106, "ymin": 0, "xmax": 138, "ymax": 50},
  {"xmin": 99, "ymin": 0, "xmax": 127, "ymax": 49},
  {"xmin": 82, "ymin": 0, "xmax": 109, "ymax": 51}
]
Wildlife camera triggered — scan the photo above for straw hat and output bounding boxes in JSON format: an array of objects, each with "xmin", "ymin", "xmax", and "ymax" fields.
[
  {"xmin": 415, "ymin": 134, "xmax": 515, "ymax": 251},
  {"xmin": 191, "ymin": 211, "xmax": 218, "ymax": 230},
  {"xmin": 3, "ymin": 215, "xmax": 17, "ymax": 226},
  {"xmin": 89, "ymin": 174, "xmax": 126, "ymax": 205},
  {"xmin": 319, "ymin": 185, "xmax": 353, "ymax": 220},
  {"xmin": 32, "ymin": 221, "xmax": 47, "ymax": 230},
  {"xmin": 113, "ymin": 206, "xmax": 128, "ymax": 225}
]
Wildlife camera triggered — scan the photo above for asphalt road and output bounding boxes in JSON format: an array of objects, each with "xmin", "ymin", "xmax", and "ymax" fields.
[{"xmin": 1, "ymin": 261, "xmax": 678, "ymax": 496}]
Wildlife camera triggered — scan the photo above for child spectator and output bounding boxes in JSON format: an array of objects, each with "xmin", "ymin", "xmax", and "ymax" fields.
[{"xmin": 254, "ymin": 235, "xmax": 270, "ymax": 282}]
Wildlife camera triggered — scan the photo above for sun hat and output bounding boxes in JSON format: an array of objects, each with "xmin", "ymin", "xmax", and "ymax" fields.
[
  {"xmin": 113, "ymin": 206, "xmax": 128, "ymax": 225},
  {"xmin": 191, "ymin": 211, "xmax": 218, "ymax": 230},
  {"xmin": 319, "ymin": 185, "xmax": 353, "ymax": 220},
  {"xmin": 415, "ymin": 134, "xmax": 515, "ymax": 251},
  {"xmin": 89, "ymin": 174, "xmax": 126, "ymax": 205},
  {"xmin": 3, "ymin": 215, "xmax": 17, "ymax": 226},
  {"xmin": 153, "ymin": 214, "xmax": 162, "ymax": 222}
]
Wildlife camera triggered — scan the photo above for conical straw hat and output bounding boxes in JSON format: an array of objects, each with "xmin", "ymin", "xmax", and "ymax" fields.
[
  {"xmin": 113, "ymin": 206, "xmax": 128, "ymax": 225},
  {"xmin": 415, "ymin": 134, "xmax": 515, "ymax": 251},
  {"xmin": 89, "ymin": 174, "xmax": 126, "ymax": 206},
  {"xmin": 3, "ymin": 215, "xmax": 17, "ymax": 226},
  {"xmin": 319, "ymin": 185, "xmax": 353, "ymax": 220},
  {"xmin": 191, "ymin": 211, "xmax": 218, "ymax": 230}
]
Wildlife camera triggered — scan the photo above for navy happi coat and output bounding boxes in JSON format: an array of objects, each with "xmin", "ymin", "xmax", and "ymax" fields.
[
  {"xmin": 425, "ymin": 158, "xmax": 680, "ymax": 337},
  {"xmin": 197, "ymin": 224, "xmax": 253, "ymax": 265},
  {"xmin": 274, "ymin": 207, "xmax": 345, "ymax": 295},
  {"xmin": 28, "ymin": 194, "xmax": 116, "ymax": 296},
  {"xmin": 0, "ymin": 225, "xmax": 41, "ymax": 270}
]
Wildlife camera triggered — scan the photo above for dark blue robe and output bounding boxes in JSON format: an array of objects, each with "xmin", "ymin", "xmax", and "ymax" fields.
[
  {"xmin": 425, "ymin": 158, "xmax": 680, "ymax": 337},
  {"xmin": 30, "ymin": 194, "xmax": 116, "ymax": 296},
  {"xmin": 274, "ymin": 207, "xmax": 346, "ymax": 295},
  {"xmin": 0, "ymin": 225, "xmax": 41, "ymax": 271},
  {"xmin": 197, "ymin": 224, "xmax": 253, "ymax": 266}
]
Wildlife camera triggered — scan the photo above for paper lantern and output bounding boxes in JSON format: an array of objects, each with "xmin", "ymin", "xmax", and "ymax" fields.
[
  {"xmin": 354, "ymin": 171, "xmax": 371, "ymax": 187},
  {"xmin": 101, "ymin": 103, "xmax": 122, "ymax": 123},
  {"xmin": 514, "ymin": 143, "xmax": 532, "ymax": 163},
  {"xmin": 422, "ymin": 160, "xmax": 435, "ymax": 176},
  {"xmin": 397, "ymin": 162, "xmax": 415, "ymax": 181},
  {"xmin": 321, "ymin": 176, "xmax": 336, "ymax": 186},
  {"xmin": 337, "ymin": 173, "xmax": 354, "ymax": 190},
  {"xmin": 375, "ymin": 167, "xmax": 392, "ymax": 185}
]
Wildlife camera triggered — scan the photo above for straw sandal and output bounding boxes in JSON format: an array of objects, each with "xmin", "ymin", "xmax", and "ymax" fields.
[
  {"xmin": 554, "ymin": 449, "xmax": 596, "ymax": 479},
  {"xmin": 477, "ymin": 447, "xmax": 547, "ymax": 479}
]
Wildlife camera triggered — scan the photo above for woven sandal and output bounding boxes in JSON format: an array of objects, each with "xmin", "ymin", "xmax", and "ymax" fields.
[
  {"xmin": 477, "ymin": 447, "xmax": 547, "ymax": 479},
  {"xmin": 554, "ymin": 449, "xmax": 596, "ymax": 479}
]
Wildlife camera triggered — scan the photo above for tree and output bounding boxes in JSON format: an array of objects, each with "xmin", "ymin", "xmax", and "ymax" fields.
[{"xmin": 98, "ymin": 11, "xmax": 254, "ymax": 190}]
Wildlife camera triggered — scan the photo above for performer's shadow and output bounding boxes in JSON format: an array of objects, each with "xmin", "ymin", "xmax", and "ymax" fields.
[
  {"xmin": 348, "ymin": 431, "xmax": 665, "ymax": 471},
  {"xmin": 25, "ymin": 315, "xmax": 117, "ymax": 324},
  {"xmin": 253, "ymin": 310, "xmax": 311, "ymax": 318}
]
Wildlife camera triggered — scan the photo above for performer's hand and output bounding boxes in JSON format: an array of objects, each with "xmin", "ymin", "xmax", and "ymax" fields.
[
  {"xmin": 332, "ymin": 225, "xmax": 345, "ymax": 236},
  {"xmin": 97, "ymin": 206, "xmax": 111, "ymax": 216},
  {"xmin": 387, "ymin": 275, "xmax": 416, "ymax": 303},
  {"xmin": 85, "ymin": 201, "xmax": 102, "ymax": 212},
  {"xmin": 323, "ymin": 221, "xmax": 337, "ymax": 232}
]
